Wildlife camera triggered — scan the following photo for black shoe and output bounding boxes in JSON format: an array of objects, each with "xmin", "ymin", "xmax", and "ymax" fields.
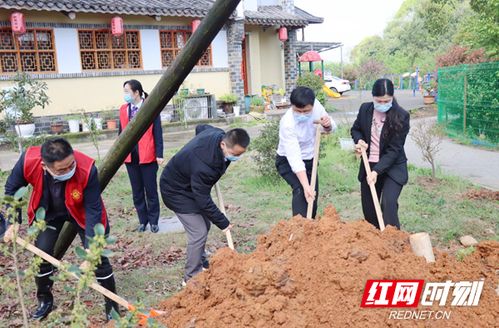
[
  {"xmin": 202, "ymin": 258, "xmax": 209, "ymax": 271},
  {"xmin": 105, "ymin": 303, "xmax": 120, "ymax": 322},
  {"xmin": 151, "ymin": 224, "xmax": 159, "ymax": 233},
  {"xmin": 137, "ymin": 224, "xmax": 146, "ymax": 232},
  {"xmin": 31, "ymin": 298, "xmax": 53, "ymax": 320}
]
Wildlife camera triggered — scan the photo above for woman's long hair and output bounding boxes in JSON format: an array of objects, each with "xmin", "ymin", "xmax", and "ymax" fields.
[
  {"xmin": 372, "ymin": 78, "xmax": 403, "ymax": 140},
  {"xmin": 123, "ymin": 79, "xmax": 149, "ymax": 99}
]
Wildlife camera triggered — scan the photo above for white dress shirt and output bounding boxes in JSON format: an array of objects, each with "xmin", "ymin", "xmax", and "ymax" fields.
[{"xmin": 277, "ymin": 99, "xmax": 337, "ymax": 173}]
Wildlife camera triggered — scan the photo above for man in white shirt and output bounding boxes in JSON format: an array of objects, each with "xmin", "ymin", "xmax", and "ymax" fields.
[{"xmin": 276, "ymin": 86, "xmax": 337, "ymax": 218}]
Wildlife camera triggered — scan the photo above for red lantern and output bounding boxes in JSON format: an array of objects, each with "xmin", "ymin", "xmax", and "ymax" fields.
[
  {"xmin": 10, "ymin": 12, "xmax": 26, "ymax": 35},
  {"xmin": 192, "ymin": 19, "xmax": 201, "ymax": 33},
  {"xmin": 278, "ymin": 27, "xmax": 288, "ymax": 42},
  {"xmin": 111, "ymin": 16, "xmax": 124, "ymax": 36}
]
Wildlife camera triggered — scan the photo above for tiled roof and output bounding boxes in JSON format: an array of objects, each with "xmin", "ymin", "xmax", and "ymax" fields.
[
  {"xmin": 294, "ymin": 7, "xmax": 323, "ymax": 24},
  {"xmin": 0, "ymin": 1, "xmax": 323, "ymax": 26},
  {"xmin": 245, "ymin": 5, "xmax": 322, "ymax": 27},
  {"xmin": 0, "ymin": 0, "xmax": 213, "ymax": 18}
]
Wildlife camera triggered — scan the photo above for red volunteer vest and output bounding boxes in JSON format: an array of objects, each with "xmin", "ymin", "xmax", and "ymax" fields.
[
  {"xmin": 23, "ymin": 146, "xmax": 107, "ymax": 229},
  {"xmin": 119, "ymin": 103, "xmax": 156, "ymax": 164}
]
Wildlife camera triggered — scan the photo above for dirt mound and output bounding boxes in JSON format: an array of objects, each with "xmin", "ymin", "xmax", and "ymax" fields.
[
  {"xmin": 465, "ymin": 189, "xmax": 499, "ymax": 201},
  {"xmin": 156, "ymin": 207, "xmax": 498, "ymax": 328}
]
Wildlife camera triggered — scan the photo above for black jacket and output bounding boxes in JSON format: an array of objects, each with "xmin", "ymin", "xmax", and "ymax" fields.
[
  {"xmin": 351, "ymin": 101, "xmax": 410, "ymax": 185},
  {"xmin": 159, "ymin": 125, "xmax": 230, "ymax": 229}
]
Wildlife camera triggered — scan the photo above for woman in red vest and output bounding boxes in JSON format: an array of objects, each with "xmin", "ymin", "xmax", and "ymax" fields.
[{"xmin": 119, "ymin": 79, "xmax": 164, "ymax": 233}]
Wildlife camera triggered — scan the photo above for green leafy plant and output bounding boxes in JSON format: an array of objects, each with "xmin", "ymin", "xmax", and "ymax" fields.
[
  {"xmin": 0, "ymin": 73, "xmax": 50, "ymax": 152},
  {"xmin": 80, "ymin": 110, "xmax": 101, "ymax": 160},
  {"xmin": 296, "ymin": 73, "xmax": 327, "ymax": 105},
  {"xmin": 0, "ymin": 72, "xmax": 50, "ymax": 124},
  {"xmin": 456, "ymin": 246, "xmax": 475, "ymax": 261},
  {"xmin": 0, "ymin": 187, "xmax": 46, "ymax": 328},
  {"xmin": 66, "ymin": 114, "xmax": 81, "ymax": 121},
  {"xmin": 252, "ymin": 120, "xmax": 280, "ymax": 181},
  {"xmin": 219, "ymin": 93, "xmax": 238, "ymax": 104},
  {"xmin": 296, "ymin": 72, "xmax": 323, "ymax": 94},
  {"xmin": 250, "ymin": 96, "xmax": 265, "ymax": 107}
]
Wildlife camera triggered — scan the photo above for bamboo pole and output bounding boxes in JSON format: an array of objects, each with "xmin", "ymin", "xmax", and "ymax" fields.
[{"xmin": 53, "ymin": 0, "xmax": 242, "ymax": 259}]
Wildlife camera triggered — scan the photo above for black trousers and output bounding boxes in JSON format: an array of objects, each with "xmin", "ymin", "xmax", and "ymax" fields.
[
  {"xmin": 360, "ymin": 163, "xmax": 403, "ymax": 229},
  {"xmin": 125, "ymin": 162, "xmax": 160, "ymax": 226},
  {"xmin": 34, "ymin": 216, "xmax": 116, "ymax": 309},
  {"xmin": 276, "ymin": 155, "xmax": 318, "ymax": 219}
]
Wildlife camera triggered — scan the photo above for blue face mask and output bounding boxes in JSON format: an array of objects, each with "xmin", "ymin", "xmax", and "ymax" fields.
[
  {"xmin": 293, "ymin": 112, "xmax": 312, "ymax": 123},
  {"xmin": 124, "ymin": 94, "xmax": 134, "ymax": 104},
  {"xmin": 47, "ymin": 164, "xmax": 76, "ymax": 182},
  {"xmin": 225, "ymin": 155, "xmax": 240, "ymax": 162},
  {"xmin": 373, "ymin": 101, "xmax": 392, "ymax": 113}
]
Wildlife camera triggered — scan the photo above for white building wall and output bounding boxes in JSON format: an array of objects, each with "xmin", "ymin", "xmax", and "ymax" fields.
[
  {"xmin": 212, "ymin": 29, "xmax": 228, "ymax": 68},
  {"xmin": 53, "ymin": 28, "xmax": 81, "ymax": 74},
  {"xmin": 140, "ymin": 29, "xmax": 162, "ymax": 70}
]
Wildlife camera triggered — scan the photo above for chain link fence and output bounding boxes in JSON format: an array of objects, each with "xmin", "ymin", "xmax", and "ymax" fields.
[{"xmin": 437, "ymin": 61, "xmax": 499, "ymax": 146}]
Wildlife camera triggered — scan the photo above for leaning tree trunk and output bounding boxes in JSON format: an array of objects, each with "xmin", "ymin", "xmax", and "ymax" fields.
[{"xmin": 53, "ymin": 0, "xmax": 242, "ymax": 259}]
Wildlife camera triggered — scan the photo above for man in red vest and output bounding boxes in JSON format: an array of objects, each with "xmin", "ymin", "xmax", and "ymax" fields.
[{"xmin": 1, "ymin": 138, "xmax": 119, "ymax": 321}]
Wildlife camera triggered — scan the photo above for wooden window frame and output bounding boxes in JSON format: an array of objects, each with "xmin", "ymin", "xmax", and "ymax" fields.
[
  {"xmin": 159, "ymin": 29, "xmax": 212, "ymax": 68},
  {"xmin": 0, "ymin": 27, "xmax": 58, "ymax": 74},
  {"xmin": 77, "ymin": 29, "xmax": 143, "ymax": 71}
]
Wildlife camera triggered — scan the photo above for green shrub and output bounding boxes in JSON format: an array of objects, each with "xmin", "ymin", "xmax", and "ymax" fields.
[
  {"xmin": 219, "ymin": 93, "xmax": 238, "ymax": 104},
  {"xmin": 316, "ymin": 90, "xmax": 327, "ymax": 106},
  {"xmin": 250, "ymin": 96, "xmax": 265, "ymax": 106},
  {"xmin": 296, "ymin": 73, "xmax": 327, "ymax": 105},
  {"xmin": 252, "ymin": 120, "xmax": 280, "ymax": 181}
]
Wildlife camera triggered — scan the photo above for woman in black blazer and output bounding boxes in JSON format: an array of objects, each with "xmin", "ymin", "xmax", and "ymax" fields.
[{"xmin": 351, "ymin": 79, "xmax": 410, "ymax": 229}]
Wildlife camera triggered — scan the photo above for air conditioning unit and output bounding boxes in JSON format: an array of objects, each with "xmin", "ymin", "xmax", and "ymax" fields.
[{"xmin": 183, "ymin": 96, "xmax": 209, "ymax": 120}]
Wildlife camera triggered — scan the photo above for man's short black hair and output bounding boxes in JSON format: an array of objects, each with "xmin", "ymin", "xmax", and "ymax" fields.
[
  {"xmin": 290, "ymin": 86, "xmax": 315, "ymax": 108},
  {"xmin": 223, "ymin": 128, "xmax": 250, "ymax": 148},
  {"xmin": 41, "ymin": 138, "xmax": 74, "ymax": 164}
]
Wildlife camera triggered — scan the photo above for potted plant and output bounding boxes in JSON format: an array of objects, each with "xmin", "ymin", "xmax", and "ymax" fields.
[
  {"xmin": 50, "ymin": 120, "xmax": 64, "ymax": 134},
  {"xmin": 219, "ymin": 93, "xmax": 238, "ymax": 114},
  {"xmin": 422, "ymin": 80, "xmax": 437, "ymax": 105},
  {"xmin": 0, "ymin": 73, "xmax": 49, "ymax": 140},
  {"xmin": 93, "ymin": 116, "xmax": 103, "ymax": 131},
  {"xmin": 196, "ymin": 88, "xmax": 206, "ymax": 95},
  {"xmin": 66, "ymin": 114, "xmax": 81, "ymax": 133},
  {"xmin": 101, "ymin": 110, "xmax": 118, "ymax": 130},
  {"xmin": 250, "ymin": 96, "xmax": 265, "ymax": 113},
  {"xmin": 179, "ymin": 86, "xmax": 190, "ymax": 97}
]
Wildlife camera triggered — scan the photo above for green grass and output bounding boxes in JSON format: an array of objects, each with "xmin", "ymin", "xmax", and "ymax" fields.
[{"xmin": 0, "ymin": 126, "xmax": 497, "ymax": 325}]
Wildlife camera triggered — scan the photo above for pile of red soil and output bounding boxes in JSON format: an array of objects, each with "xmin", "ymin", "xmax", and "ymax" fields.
[
  {"xmin": 156, "ymin": 207, "xmax": 498, "ymax": 328},
  {"xmin": 465, "ymin": 189, "xmax": 499, "ymax": 201}
]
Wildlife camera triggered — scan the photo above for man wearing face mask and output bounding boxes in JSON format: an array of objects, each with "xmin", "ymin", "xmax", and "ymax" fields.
[
  {"xmin": 276, "ymin": 86, "xmax": 337, "ymax": 219},
  {"xmin": 0, "ymin": 138, "xmax": 119, "ymax": 321},
  {"xmin": 351, "ymin": 78, "xmax": 410, "ymax": 229},
  {"xmin": 159, "ymin": 125, "xmax": 250, "ymax": 284}
]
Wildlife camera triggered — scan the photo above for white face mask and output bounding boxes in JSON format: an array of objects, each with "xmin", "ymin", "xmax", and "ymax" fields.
[{"xmin": 46, "ymin": 163, "xmax": 76, "ymax": 182}]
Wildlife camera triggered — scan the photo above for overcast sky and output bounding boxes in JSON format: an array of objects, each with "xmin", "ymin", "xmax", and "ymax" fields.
[{"xmin": 294, "ymin": 0, "xmax": 405, "ymax": 63}]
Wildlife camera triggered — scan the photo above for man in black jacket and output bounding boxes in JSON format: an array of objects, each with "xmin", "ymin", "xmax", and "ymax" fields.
[{"xmin": 159, "ymin": 125, "xmax": 250, "ymax": 283}]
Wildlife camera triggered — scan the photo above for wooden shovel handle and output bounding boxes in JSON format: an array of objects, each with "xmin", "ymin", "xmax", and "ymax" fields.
[
  {"xmin": 306, "ymin": 123, "xmax": 322, "ymax": 219},
  {"xmin": 12, "ymin": 234, "xmax": 131, "ymax": 309},
  {"xmin": 215, "ymin": 182, "xmax": 235, "ymax": 250},
  {"xmin": 360, "ymin": 148, "xmax": 385, "ymax": 231}
]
